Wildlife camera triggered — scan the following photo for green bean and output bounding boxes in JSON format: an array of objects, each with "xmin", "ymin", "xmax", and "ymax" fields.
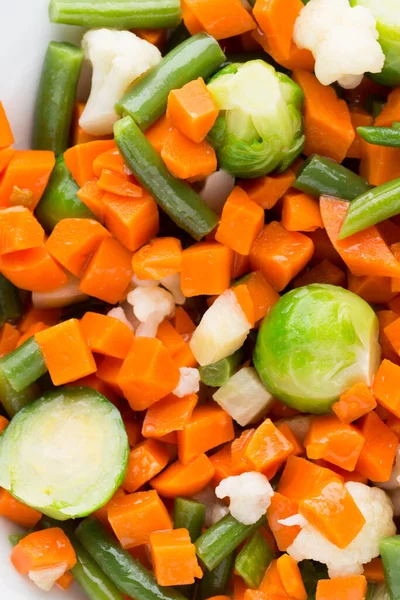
[
  {"xmin": 173, "ymin": 498, "xmax": 206, "ymax": 543},
  {"xmin": 0, "ymin": 274, "xmax": 22, "ymax": 326},
  {"xmin": 0, "ymin": 337, "xmax": 47, "ymax": 392},
  {"xmin": 235, "ymin": 531, "xmax": 274, "ymax": 589},
  {"xmin": 199, "ymin": 349, "xmax": 243, "ymax": 387},
  {"xmin": 0, "ymin": 365, "xmax": 39, "ymax": 417},
  {"xmin": 380, "ymin": 535, "xmax": 400, "ymax": 600},
  {"xmin": 197, "ymin": 553, "xmax": 234, "ymax": 600},
  {"xmin": 357, "ymin": 123, "xmax": 400, "ymax": 147}
]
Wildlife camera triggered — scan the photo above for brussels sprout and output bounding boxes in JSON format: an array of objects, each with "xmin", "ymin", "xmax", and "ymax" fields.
[
  {"xmin": 254, "ymin": 284, "xmax": 380, "ymax": 414},
  {"xmin": 207, "ymin": 60, "xmax": 305, "ymax": 179},
  {"xmin": 350, "ymin": 0, "xmax": 400, "ymax": 86}
]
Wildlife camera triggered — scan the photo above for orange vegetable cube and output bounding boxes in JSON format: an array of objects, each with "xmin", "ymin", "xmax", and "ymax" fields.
[
  {"xmin": 11, "ymin": 528, "xmax": 76, "ymax": 574},
  {"xmin": 278, "ymin": 456, "xmax": 341, "ymax": 504},
  {"xmin": 96, "ymin": 356, "xmax": 124, "ymax": 396},
  {"xmin": 209, "ymin": 444, "xmax": 235, "ymax": 486},
  {"xmin": 277, "ymin": 423, "xmax": 304, "ymax": 456},
  {"xmin": 17, "ymin": 322, "xmax": 48, "ymax": 347},
  {"xmin": 123, "ymin": 439, "xmax": 170, "ymax": 493},
  {"xmin": 276, "ymin": 554, "xmax": 307, "ymax": 600},
  {"xmin": 0, "ymin": 102, "xmax": 14, "ymax": 147},
  {"xmin": 239, "ymin": 170, "xmax": 295, "ymax": 210},
  {"xmin": 232, "ymin": 284, "xmax": 255, "ymax": 328},
  {"xmin": 244, "ymin": 418, "xmax": 293, "ymax": 473},
  {"xmin": 108, "ymin": 490, "xmax": 172, "ymax": 549},
  {"xmin": 56, "ymin": 572, "xmax": 74, "ymax": 591},
  {"xmin": 0, "ymin": 147, "xmax": 15, "ymax": 174},
  {"xmin": 77, "ymin": 180, "xmax": 106, "ymax": 223},
  {"xmin": 142, "ymin": 393, "xmax": 198, "ymax": 438},
  {"xmin": 150, "ymin": 529, "xmax": 203, "ymax": 586},
  {"xmin": 347, "ymin": 106, "xmax": 373, "ymax": 159},
  {"xmin": 157, "ymin": 320, "xmax": 186, "ymax": 357},
  {"xmin": 184, "ymin": 0, "xmax": 256, "ymax": 40},
  {"xmin": 231, "ymin": 252, "xmax": 250, "ymax": 279},
  {"xmin": 259, "ymin": 559, "xmax": 288, "ymax": 597},
  {"xmin": 0, "ymin": 207, "xmax": 44, "ymax": 255},
  {"xmin": 145, "ymin": 115, "xmax": 173, "ymax": 153},
  {"xmin": 0, "ymin": 150, "xmax": 55, "ymax": 210},
  {"xmin": 64, "ymin": 140, "xmax": 115, "ymax": 187},
  {"xmin": 118, "ymin": 337, "xmax": 180, "ymax": 411},
  {"xmin": 384, "ymin": 319, "xmax": 400, "ymax": 357},
  {"xmin": 231, "ymin": 429, "xmax": 255, "ymax": 475},
  {"xmin": 173, "ymin": 307, "xmax": 196, "ymax": 339},
  {"xmin": 93, "ymin": 487, "xmax": 126, "ymax": 527},
  {"xmin": 281, "ymin": 191, "xmax": 323, "ymax": 233},
  {"xmin": 0, "ymin": 246, "xmax": 68, "ymax": 293},
  {"xmin": 363, "ymin": 558, "xmax": 385, "ymax": 583},
  {"xmin": 0, "ymin": 415, "xmax": 9, "ymax": 434},
  {"xmin": 18, "ymin": 307, "xmax": 62, "ymax": 332},
  {"xmin": 356, "ymin": 410, "xmax": 398, "ymax": 482},
  {"xmin": 132, "ymin": 237, "xmax": 182, "ymax": 280},
  {"xmin": 0, "ymin": 323, "xmax": 20, "ymax": 356},
  {"xmin": 80, "ymin": 312, "xmax": 134, "ymax": 359},
  {"xmin": 316, "ymin": 576, "xmax": 367, "ymax": 600},
  {"xmin": 92, "ymin": 146, "xmax": 128, "ymax": 179},
  {"xmin": 0, "ymin": 489, "xmax": 42, "ymax": 528},
  {"xmin": 375, "ymin": 88, "xmax": 400, "ymax": 127},
  {"xmin": 161, "ymin": 128, "xmax": 217, "ymax": 180},
  {"xmin": 97, "ymin": 170, "xmax": 142, "ymax": 198},
  {"xmin": 79, "ymin": 237, "xmax": 133, "ymax": 304},
  {"xmin": 267, "ymin": 492, "xmax": 301, "ymax": 552},
  {"xmin": 167, "ymin": 78, "xmax": 218, "ymax": 143},
  {"xmin": 241, "ymin": 271, "xmax": 280, "ymax": 322},
  {"xmin": 151, "ymin": 453, "xmax": 215, "ymax": 498},
  {"xmin": 360, "ymin": 141, "xmax": 400, "ymax": 187},
  {"xmin": 332, "ymin": 383, "xmax": 377, "ymax": 424},
  {"xmin": 253, "ymin": 0, "xmax": 303, "ymax": 61},
  {"xmin": 373, "ymin": 359, "xmax": 400, "ymax": 417},
  {"xmin": 181, "ymin": 241, "xmax": 233, "ymax": 297},
  {"xmin": 35, "ymin": 318, "xmax": 97, "ymax": 386},
  {"xmin": 293, "ymin": 259, "xmax": 346, "ymax": 289}
]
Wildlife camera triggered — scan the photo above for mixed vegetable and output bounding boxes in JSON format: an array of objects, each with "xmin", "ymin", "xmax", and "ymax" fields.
[{"xmin": 4, "ymin": 1, "xmax": 400, "ymax": 600}]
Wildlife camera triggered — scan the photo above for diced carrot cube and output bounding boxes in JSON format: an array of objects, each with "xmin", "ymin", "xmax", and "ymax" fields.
[
  {"xmin": 0, "ymin": 323, "xmax": 21, "ymax": 356},
  {"xmin": 132, "ymin": 237, "xmax": 182, "ymax": 280},
  {"xmin": 316, "ymin": 576, "xmax": 367, "ymax": 600},
  {"xmin": 11, "ymin": 528, "xmax": 76, "ymax": 574},
  {"xmin": 278, "ymin": 423, "xmax": 304, "ymax": 456},
  {"xmin": 239, "ymin": 170, "xmax": 295, "ymax": 210},
  {"xmin": 97, "ymin": 170, "xmax": 142, "ymax": 198},
  {"xmin": 209, "ymin": 444, "xmax": 235, "ymax": 486},
  {"xmin": 267, "ymin": 492, "xmax": 300, "ymax": 552},
  {"xmin": 77, "ymin": 180, "xmax": 106, "ymax": 223},
  {"xmin": 150, "ymin": 528, "xmax": 203, "ymax": 586},
  {"xmin": 0, "ymin": 246, "xmax": 68, "ymax": 293},
  {"xmin": 123, "ymin": 439, "xmax": 170, "ymax": 493},
  {"xmin": 244, "ymin": 418, "xmax": 293, "ymax": 473},
  {"xmin": 151, "ymin": 453, "xmax": 215, "ymax": 498},
  {"xmin": 184, "ymin": 0, "xmax": 256, "ymax": 40},
  {"xmin": 356, "ymin": 410, "xmax": 398, "ymax": 482},
  {"xmin": 142, "ymin": 393, "xmax": 198, "ymax": 438},
  {"xmin": 347, "ymin": 106, "xmax": 373, "ymax": 159},
  {"xmin": 332, "ymin": 383, "xmax": 377, "ymax": 424},
  {"xmin": 281, "ymin": 190, "xmax": 323, "ymax": 233},
  {"xmin": 161, "ymin": 128, "xmax": 217, "ymax": 180},
  {"xmin": 276, "ymin": 554, "xmax": 307, "ymax": 600},
  {"xmin": 0, "ymin": 207, "xmax": 44, "ymax": 255},
  {"xmin": 0, "ymin": 489, "xmax": 42, "ymax": 527},
  {"xmin": 145, "ymin": 115, "xmax": 173, "ymax": 153},
  {"xmin": 277, "ymin": 456, "xmax": 341, "ymax": 504},
  {"xmin": 80, "ymin": 312, "xmax": 134, "ymax": 360},
  {"xmin": 0, "ymin": 150, "xmax": 55, "ymax": 210},
  {"xmin": 64, "ymin": 140, "xmax": 115, "ymax": 187},
  {"xmin": 181, "ymin": 241, "xmax": 233, "ymax": 297}
]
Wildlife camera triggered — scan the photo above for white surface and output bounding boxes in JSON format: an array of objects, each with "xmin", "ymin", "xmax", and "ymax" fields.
[{"xmin": 0, "ymin": 6, "xmax": 86, "ymax": 599}]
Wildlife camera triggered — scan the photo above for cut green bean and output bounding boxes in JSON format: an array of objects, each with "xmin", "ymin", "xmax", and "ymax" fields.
[
  {"xmin": 380, "ymin": 536, "xmax": 400, "ymax": 600},
  {"xmin": 116, "ymin": 33, "xmax": 226, "ymax": 130},
  {"xmin": 357, "ymin": 123, "xmax": 400, "ymax": 147},
  {"xmin": 35, "ymin": 155, "xmax": 95, "ymax": 232},
  {"xmin": 199, "ymin": 349, "xmax": 243, "ymax": 387},
  {"xmin": 339, "ymin": 177, "xmax": 400, "ymax": 239},
  {"xmin": 294, "ymin": 155, "xmax": 372, "ymax": 201},
  {"xmin": 235, "ymin": 530, "xmax": 274, "ymax": 589},
  {"xmin": 49, "ymin": 0, "xmax": 181, "ymax": 29},
  {"xmin": 0, "ymin": 337, "xmax": 47, "ymax": 393},
  {"xmin": 33, "ymin": 41, "xmax": 83, "ymax": 155},
  {"xmin": 114, "ymin": 116, "xmax": 219, "ymax": 240},
  {"xmin": 76, "ymin": 517, "xmax": 188, "ymax": 600},
  {"xmin": 195, "ymin": 514, "xmax": 267, "ymax": 571},
  {"xmin": 0, "ymin": 365, "xmax": 39, "ymax": 417},
  {"xmin": 0, "ymin": 274, "xmax": 22, "ymax": 326},
  {"xmin": 174, "ymin": 498, "xmax": 206, "ymax": 543},
  {"xmin": 197, "ymin": 553, "xmax": 234, "ymax": 600}
]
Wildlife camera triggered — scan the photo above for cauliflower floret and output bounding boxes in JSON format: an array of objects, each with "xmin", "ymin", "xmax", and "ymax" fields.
[
  {"xmin": 294, "ymin": 0, "xmax": 385, "ymax": 89},
  {"xmin": 216, "ymin": 472, "xmax": 274, "ymax": 525},
  {"xmin": 160, "ymin": 274, "xmax": 186, "ymax": 305},
  {"xmin": 107, "ymin": 307, "xmax": 134, "ymax": 332},
  {"xmin": 173, "ymin": 367, "xmax": 200, "ymax": 398},
  {"xmin": 80, "ymin": 29, "xmax": 162, "ymax": 135},
  {"xmin": 192, "ymin": 486, "xmax": 230, "ymax": 526},
  {"xmin": 287, "ymin": 482, "xmax": 396, "ymax": 578},
  {"xmin": 127, "ymin": 285, "xmax": 175, "ymax": 338}
]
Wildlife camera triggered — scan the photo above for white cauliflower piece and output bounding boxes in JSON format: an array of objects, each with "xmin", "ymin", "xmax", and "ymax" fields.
[
  {"xmin": 192, "ymin": 486, "xmax": 230, "ymax": 526},
  {"xmin": 160, "ymin": 273, "xmax": 186, "ymax": 305},
  {"xmin": 127, "ymin": 285, "xmax": 175, "ymax": 338},
  {"xmin": 287, "ymin": 482, "xmax": 396, "ymax": 578},
  {"xmin": 294, "ymin": 0, "xmax": 385, "ymax": 89},
  {"xmin": 216, "ymin": 472, "xmax": 274, "ymax": 525},
  {"xmin": 80, "ymin": 29, "xmax": 162, "ymax": 135},
  {"xmin": 173, "ymin": 367, "xmax": 200, "ymax": 397},
  {"xmin": 107, "ymin": 307, "xmax": 134, "ymax": 332}
]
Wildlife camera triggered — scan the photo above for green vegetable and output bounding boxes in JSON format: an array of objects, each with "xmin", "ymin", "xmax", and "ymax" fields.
[
  {"xmin": 199, "ymin": 349, "xmax": 243, "ymax": 387},
  {"xmin": 254, "ymin": 284, "xmax": 380, "ymax": 414},
  {"xmin": 195, "ymin": 513, "xmax": 266, "ymax": 571},
  {"xmin": 380, "ymin": 536, "xmax": 400, "ymax": 600},
  {"xmin": 235, "ymin": 530, "xmax": 274, "ymax": 589},
  {"xmin": 339, "ymin": 177, "xmax": 400, "ymax": 238},
  {"xmin": 32, "ymin": 41, "xmax": 83, "ymax": 155},
  {"xmin": 0, "ymin": 337, "xmax": 47, "ymax": 392},
  {"xmin": 197, "ymin": 553, "xmax": 234, "ymax": 600},
  {"xmin": 294, "ymin": 155, "xmax": 372, "ymax": 200},
  {"xmin": 114, "ymin": 116, "xmax": 219, "ymax": 240},
  {"xmin": 117, "ymin": 33, "xmax": 226, "ymax": 130},
  {"xmin": 49, "ymin": 0, "xmax": 182, "ymax": 29},
  {"xmin": 0, "ymin": 274, "xmax": 22, "ymax": 326},
  {"xmin": 350, "ymin": 1, "xmax": 400, "ymax": 87},
  {"xmin": 207, "ymin": 60, "xmax": 305, "ymax": 178},
  {"xmin": 357, "ymin": 123, "xmax": 400, "ymax": 147},
  {"xmin": 173, "ymin": 498, "xmax": 206, "ymax": 543},
  {"xmin": 76, "ymin": 517, "xmax": 188, "ymax": 600},
  {"xmin": 0, "ymin": 387, "xmax": 128, "ymax": 519},
  {"xmin": 35, "ymin": 155, "xmax": 94, "ymax": 232},
  {"xmin": 298, "ymin": 560, "xmax": 328, "ymax": 600},
  {"xmin": 0, "ymin": 365, "xmax": 40, "ymax": 418}
]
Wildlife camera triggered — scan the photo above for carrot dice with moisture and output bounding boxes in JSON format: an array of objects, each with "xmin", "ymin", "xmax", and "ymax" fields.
[
  {"xmin": 157, "ymin": 320, "xmax": 187, "ymax": 358},
  {"xmin": 142, "ymin": 393, "xmax": 198, "ymax": 438},
  {"xmin": 267, "ymin": 492, "xmax": 301, "ymax": 552},
  {"xmin": 277, "ymin": 456, "xmax": 341, "ymax": 504},
  {"xmin": 316, "ymin": 576, "xmax": 367, "ymax": 600},
  {"xmin": 239, "ymin": 170, "xmax": 296, "ymax": 210},
  {"xmin": 64, "ymin": 140, "xmax": 115, "ymax": 187},
  {"xmin": 384, "ymin": 320, "xmax": 400, "ymax": 356},
  {"xmin": 97, "ymin": 170, "xmax": 142, "ymax": 198},
  {"xmin": 108, "ymin": 490, "xmax": 173, "ymax": 549},
  {"xmin": 11, "ymin": 528, "xmax": 77, "ymax": 574},
  {"xmin": 0, "ymin": 415, "xmax": 8, "ymax": 434},
  {"xmin": 332, "ymin": 382, "xmax": 377, "ymax": 424},
  {"xmin": 184, "ymin": 0, "xmax": 256, "ymax": 40},
  {"xmin": 96, "ymin": 356, "xmax": 124, "ymax": 395},
  {"xmin": 209, "ymin": 444, "xmax": 235, "ymax": 485},
  {"xmin": 122, "ymin": 439, "xmax": 170, "ymax": 493},
  {"xmin": 151, "ymin": 453, "xmax": 215, "ymax": 498},
  {"xmin": 0, "ymin": 489, "xmax": 42, "ymax": 527},
  {"xmin": 241, "ymin": 271, "xmax": 280, "ymax": 322},
  {"xmin": 161, "ymin": 128, "xmax": 217, "ymax": 180},
  {"xmin": 181, "ymin": 241, "xmax": 233, "ymax": 297},
  {"xmin": 132, "ymin": 237, "xmax": 182, "ymax": 280},
  {"xmin": 167, "ymin": 78, "xmax": 219, "ymax": 143},
  {"xmin": 281, "ymin": 190, "xmax": 323, "ymax": 232},
  {"xmin": 259, "ymin": 559, "xmax": 288, "ymax": 596},
  {"xmin": 0, "ymin": 207, "xmax": 44, "ymax": 255},
  {"xmin": 231, "ymin": 429, "xmax": 255, "ymax": 475},
  {"xmin": 276, "ymin": 554, "xmax": 307, "ymax": 600},
  {"xmin": 278, "ymin": 423, "xmax": 304, "ymax": 456},
  {"xmin": 92, "ymin": 146, "xmax": 128, "ymax": 179},
  {"xmin": 244, "ymin": 418, "xmax": 293, "ymax": 473},
  {"xmin": 150, "ymin": 528, "xmax": 203, "ymax": 586},
  {"xmin": 0, "ymin": 150, "xmax": 55, "ymax": 210},
  {"xmin": 0, "ymin": 102, "xmax": 14, "ymax": 147},
  {"xmin": 80, "ymin": 312, "xmax": 134, "ymax": 360},
  {"xmin": 35, "ymin": 319, "xmax": 97, "ymax": 386},
  {"xmin": 0, "ymin": 246, "xmax": 68, "ymax": 293},
  {"xmin": 373, "ymin": 359, "xmax": 400, "ymax": 418},
  {"xmin": 0, "ymin": 323, "xmax": 20, "ymax": 355},
  {"xmin": 145, "ymin": 115, "xmax": 173, "ymax": 152},
  {"xmin": 356, "ymin": 410, "xmax": 398, "ymax": 482},
  {"xmin": 77, "ymin": 180, "xmax": 105, "ymax": 223}
]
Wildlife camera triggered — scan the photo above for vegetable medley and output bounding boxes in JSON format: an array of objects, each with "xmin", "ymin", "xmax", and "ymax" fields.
[{"xmin": 4, "ymin": 0, "xmax": 400, "ymax": 599}]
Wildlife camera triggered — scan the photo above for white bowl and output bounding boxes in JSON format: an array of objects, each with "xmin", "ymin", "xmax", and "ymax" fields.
[{"xmin": 0, "ymin": 2, "xmax": 86, "ymax": 598}]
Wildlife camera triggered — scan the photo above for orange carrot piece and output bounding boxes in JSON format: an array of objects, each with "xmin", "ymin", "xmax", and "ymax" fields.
[
  {"xmin": 11, "ymin": 528, "xmax": 77, "ymax": 574},
  {"xmin": 267, "ymin": 492, "xmax": 300, "ymax": 552},
  {"xmin": 46, "ymin": 218, "xmax": 110, "ymax": 277},
  {"xmin": 134, "ymin": 29, "xmax": 167, "ymax": 49},
  {"xmin": 259, "ymin": 560, "xmax": 289, "ymax": 597},
  {"xmin": 108, "ymin": 490, "xmax": 173, "ymax": 549},
  {"xmin": 151, "ymin": 453, "xmax": 215, "ymax": 498},
  {"xmin": 347, "ymin": 105, "xmax": 373, "ymax": 159},
  {"xmin": 181, "ymin": 241, "xmax": 233, "ymax": 297},
  {"xmin": 178, "ymin": 405, "xmax": 235, "ymax": 465},
  {"xmin": 244, "ymin": 418, "xmax": 293, "ymax": 473},
  {"xmin": 161, "ymin": 128, "xmax": 217, "ymax": 180},
  {"xmin": 69, "ymin": 374, "xmax": 120, "ymax": 406},
  {"xmin": 356, "ymin": 410, "xmax": 398, "ymax": 482},
  {"xmin": 92, "ymin": 146, "xmax": 129, "ymax": 179},
  {"xmin": 0, "ymin": 150, "xmax": 55, "ymax": 210},
  {"xmin": 373, "ymin": 359, "xmax": 400, "ymax": 418},
  {"xmin": 362, "ymin": 558, "xmax": 385, "ymax": 584},
  {"xmin": 292, "ymin": 71, "xmax": 355, "ymax": 163},
  {"xmin": 0, "ymin": 102, "xmax": 14, "ymax": 147},
  {"xmin": 56, "ymin": 571, "xmax": 74, "ymax": 591},
  {"xmin": 232, "ymin": 284, "xmax": 255, "ymax": 328},
  {"xmin": 93, "ymin": 487, "xmax": 127, "ymax": 527},
  {"xmin": 80, "ymin": 312, "xmax": 134, "ymax": 359},
  {"xmin": 167, "ymin": 78, "xmax": 218, "ymax": 144},
  {"xmin": 150, "ymin": 528, "xmax": 203, "ymax": 586},
  {"xmin": 231, "ymin": 429, "xmax": 255, "ymax": 475},
  {"xmin": 215, "ymin": 187, "xmax": 265, "ymax": 256},
  {"xmin": 181, "ymin": 0, "xmax": 204, "ymax": 35},
  {"xmin": 233, "ymin": 575, "xmax": 249, "ymax": 600},
  {"xmin": 278, "ymin": 423, "xmax": 304, "ymax": 456},
  {"xmin": 316, "ymin": 576, "xmax": 367, "ymax": 600},
  {"xmin": 232, "ymin": 252, "xmax": 251, "ymax": 279},
  {"xmin": 347, "ymin": 272, "xmax": 396, "ymax": 304},
  {"xmin": 375, "ymin": 88, "xmax": 400, "ymax": 127},
  {"xmin": 79, "ymin": 236, "xmax": 133, "ymax": 304},
  {"xmin": 142, "ymin": 393, "xmax": 198, "ymax": 438},
  {"xmin": 173, "ymin": 307, "xmax": 196, "ymax": 339},
  {"xmin": 0, "ymin": 207, "xmax": 44, "ymax": 255},
  {"xmin": 320, "ymin": 196, "xmax": 400, "ymax": 277},
  {"xmin": 157, "ymin": 320, "xmax": 186, "ymax": 358},
  {"xmin": 183, "ymin": 0, "xmax": 256, "ymax": 40},
  {"xmin": 0, "ymin": 246, "xmax": 67, "ymax": 293},
  {"xmin": 17, "ymin": 322, "xmax": 48, "ymax": 347},
  {"xmin": 0, "ymin": 415, "xmax": 9, "ymax": 433},
  {"xmin": 252, "ymin": 28, "xmax": 314, "ymax": 72},
  {"xmin": 18, "ymin": 307, "xmax": 62, "ymax": 333},
  {"xmin": 276, "ymin": 554, "xmax": 307, "ymax": 600},
  {"xmin": 0, "ymin": 489, "xmax": 42, "ymax": 527},
  {"xmin": 118, "ymin": 337, "xmax": 180, "ymax": 411},
  {"xmin": 77, "ymin": 180, "xmax": 106, "ymax": 223},
  {"xmin": 132, "ymin": 237, "xmax": 182, "ymax": 280},
  {"xmin": 281, "ymin": 191, "xmax": 323, "ymax": 233},
  {"xmin": 293, "ymin": 259, "xmax": 346, "ymax": 289},
  {"xmin": 239, "ymin": 170, "xmax": 295, "ymax": 210},
  {"xmin": 270, "ymin": 399, "xmax": 300, "ymax": 419},
  {"xmin": 0, "ymin": 147, "xmax": 15, "ymax": 174},
  {"xmin": 249, "ymin": 221, "xmax": 314, "ymax": 291},
  {"xmin": 64, "ymin": 140, "xmax": 115, "ymax": 187},
  {"xmin": 332, "ymin": 383, "xmax": 377, "ymax": 425},
  {"xmin": 145, "ymin": 115, "xmax": 173, "ymax": 153},
  {"xmin": 307, "ymin": 228, "xmax": 343, "ymax": 266},
  {"xmin": 97, "ymin": 170, "xmax": 142, "ymax": 198},
  {"xmin": 384, "ymin": 317, "xmax": 400, "ymax": 357},
  {"xmin": 123, "ymin": 439, "xmax": 170, "ymax": 493},
  {"xmin": 35, "ymin": 318, "xmax": 96, "ymax": 386},
  {"xmin": 240, "ymin": 271, "xmax": 280, "ymax": 322},
  {"xmin": 96, "ymin": 356, "xmax": 124, "ymax": 396},
  {"xmin": 277, "ymin": 455, "xmax": 341, "ymax": 504},
  {"xmin": 387, "ymin": 413, "xmax": 400, "ymax": 440},
  {"xmin": 360, "ymin": 140, "xmax": 400, "ymax": 186},
  {"xmin": 0, "ymin": 323, "xmax": 21, "ymax": 355},
  {"xmin": 102, "ymin": 192, "xmax": 159, "ymax": 252},
  {"xmin": 253, "ymin": 0, "xmax": 304, "ymax": 60},
  {"xmin": 209, "ymin": 444, "xmax": 235, "ymax": 486}
]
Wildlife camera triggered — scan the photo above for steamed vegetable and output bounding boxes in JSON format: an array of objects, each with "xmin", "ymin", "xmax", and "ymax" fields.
[
  {"xmin": 197, "ymin": 553, "xmax": 234, "ymax": 600},
  {"xmin": 357, "ymin": 122, "xmax": 400, "ymax": 147},
  {"xmin": 0, "ymin": 336, "xmax": 47, "ymax": 392},
  {"xmin": 235, "ymin": 530, "xmax": 274, "ymax": 589},
  {"xmin": 0, "ymin": 274, "xmax": 22, "ymax": 326},
  {"xmin": 380, "ymin": 536, "xmax": 400, "ymax": 600},
  {"xmin": 207, "ymin": 60, "xmax": 305, "ymax": 178},
  {"xmin": 199, "ymin": 349, "xmax": 243, "ymax": 387},
  {"xmin": 0, "ymin": 387, "xmax": 128, "ymax": 519},
  {"xmin": 254, "ymin": 284, "xmax": 381, "ymax": 414}
]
